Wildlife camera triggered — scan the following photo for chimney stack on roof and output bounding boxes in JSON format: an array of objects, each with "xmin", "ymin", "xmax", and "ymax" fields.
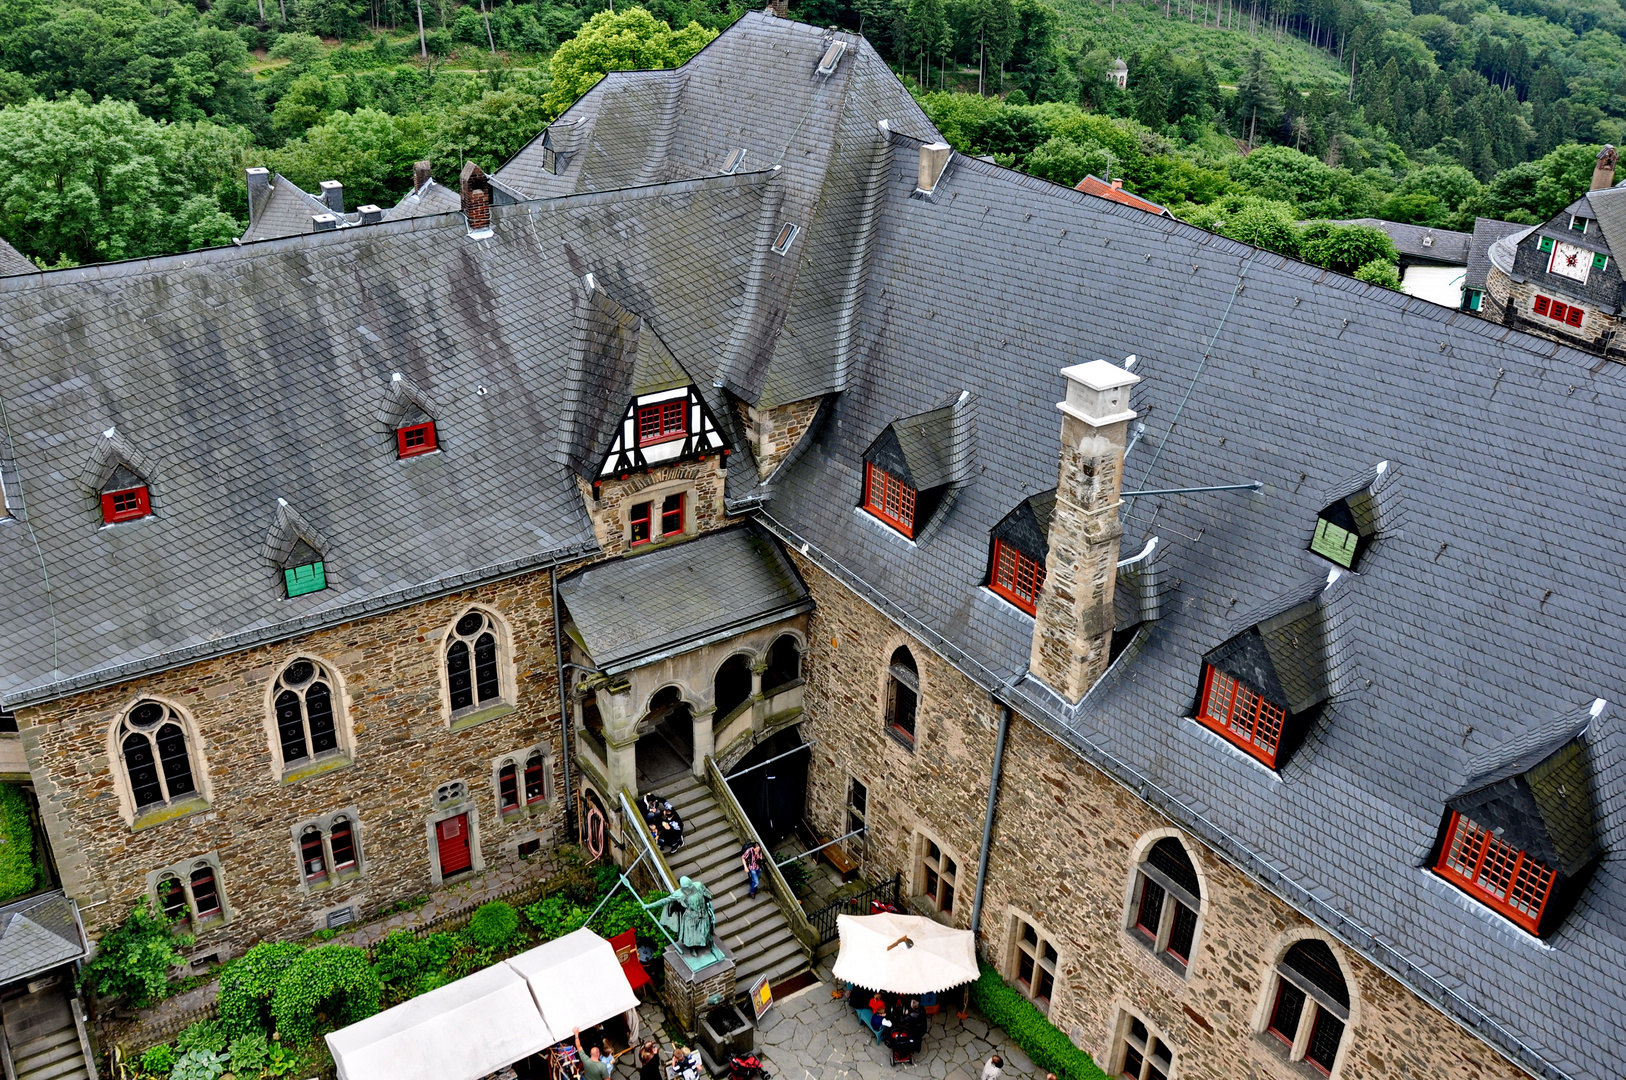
[
  {"xmin": 916, "ymin": 142, "xmax": 952, "ymax": 195},
  {"xmin": 311, "ymin": 213, "xmax": 338, "ymax": 232},
  {"xmin": 1110, "ymin": 178, "xmax": 1124, "ymax": 190},
  {"xmin": 246, "ymin": 167, "xmax": 272, "ymax": 229},
  {"xmin": 1591, "ymin": 145, "xmax": 1617, "ymax": 191},
  {"xmin": 358, "ymin": 205, "xmax": 383, "ymax": 225},
  {"xmin": 765, "ymin": 0, "xmax": 789, "ymax": 16},
  {"xmin": 319, "ymin": 180, "xmax": 345, "ymax": 214},
  {"xmin": 1029, "ymin": 359, "xmax": 1140, "ymax": 704},
  {"xmin": 413, "ymin": 160, "xmax": 433, "ymax": 192},
  {"xmin": 460, "ymin": 161, "xmax": 493, "ymax": 235}
]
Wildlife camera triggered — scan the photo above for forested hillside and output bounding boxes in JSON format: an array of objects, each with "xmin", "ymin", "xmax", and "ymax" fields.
[{"xmin": 0, "ymin": 0, "xmax": 1618, "ymax": 269}]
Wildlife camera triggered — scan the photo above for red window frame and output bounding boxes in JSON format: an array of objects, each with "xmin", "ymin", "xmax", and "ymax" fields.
[
  {"xmin": 189, "ymin": 866, "xmax": 222, "ymax": 917},
  {"xmin": 629, "ymin": 501, "xmax": 652, "ymax": 545},
  {"xmin": 101, "ymin": 485, "xmax": 150, "ymax": 524},
  {"xmin": 863, "ymin": 462, "xmax": 916, "ymax": 537},
  {"xmin": 524, "ymin": 753, "xmax": 545, "ymax": 805},
  {"xmin": 1266, "ymin": 980, "xmax": 1305, "ymax": 1047},
  {"xmin": 301, "ymin": 828, "xmax": 328, "ymax": 884},
  {"xmin": 1433, "ymin": 810, "xmax": 1555, "ymax": 933},
  {"xmin": 397, "ymin": 421, "xmax": 438, "ymax": 458},
  {"xmin": 499, "ymin": 763, "xmax": 520, "ymax": 812},
  {"xmin": 330, "ymin": 818, "xmax": 357, "ymax": 871},
  {"xmin": 660, "ymin": 492, "xmax": 684, "ymax": 537},
  {"xmin": 990, "ymin": 538, "xmax": 1046, "ymax": 614},
  {"xmin": 1195, "ymin": 664, "xmax": 1288, "ymax": 768},
  {"xmin": 636, "ymin": 400, "xmax": 688, "ymax": 446}
]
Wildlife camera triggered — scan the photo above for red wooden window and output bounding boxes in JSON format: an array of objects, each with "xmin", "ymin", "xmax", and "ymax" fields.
[
  {"xmin": 863, "ymin": 462, "xmax": 916, "ymax": 536},
  {"xmin": 499, "ymin": 763, "xmax": 520, "ymax": 812},
  {"xmin": 1533, "ymin": 294, "xmax": 1585, "ymax": 328},
  {"xmin": 1196, "ymin": 664, "xmax": 1288, "ymax": 768},
  {"xmin": 990, "ymin": 538, "xmax": 1046, "ymax": 614},
  {"xmin": 1135, "ymin": 876, "xmax": 1164, "ymax": 937},
  {"xmin": 1434, "ymin": 811, "xmax": 1556, "ymax": 933},
  {"xmin": 630, "ymin": 501, "xmax": 652, "ymax": 545},
  {"xmin": 636, "ymin": 400, "xmax": 688, "ymax": 445},
  {"xmin": 330, "ymin": 817, "xmax": 357, "ymax": 871},
  {"xmin": 301, "ymin": 827, "xmax": 328, "ymax": 884},
  {"xmin": 189, "ymin": 865, "xmax": 222, "ymax": 917},
  {"xmin": 524, "ymin": 752, "xmax": 545, "ymax": 805},
  {"xmin": 397, "ymin": 421, "xmax": 438, "ymax": 458},
  {"xmin": 157, "ymin": 875, "xmax": 188, "ymax": 921},
  {"xmin": 1305, "ymin": 1010, "xmax": 1345, "ymax": 1075},
  {"xmin": 1267, "ymin": 980, "xmax": 1306, "ymax": 1046},
  {"xmin": 101, "ymin": 485, "xmax": 150, "ymax": 524},
  {"xmin": 661, "ymin": 493, "xmax": 684, "ymax": 536}
]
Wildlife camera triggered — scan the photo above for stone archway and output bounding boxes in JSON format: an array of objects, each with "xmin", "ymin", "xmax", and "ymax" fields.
[{"xmin": 635, "ymin": 686, "xmax": 693, "ymax": 790}]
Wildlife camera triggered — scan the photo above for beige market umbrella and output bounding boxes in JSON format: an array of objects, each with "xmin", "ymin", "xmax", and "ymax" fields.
[{"xmin": 832, "ymin": 912, "xmax": 978, "ymax": 994}]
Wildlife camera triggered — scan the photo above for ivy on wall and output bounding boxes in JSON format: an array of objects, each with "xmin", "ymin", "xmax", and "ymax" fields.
[{"xmin": 0, "ymin": 784, "xmax": 39, "ymax": 902}]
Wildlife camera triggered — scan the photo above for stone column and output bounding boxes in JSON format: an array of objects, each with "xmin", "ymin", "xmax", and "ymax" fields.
[
  {"xmin": 663, "ymin": 940, "xmax": 736, "ymax": 1035},
  {"xmin": 692, "ymin": 707, "xmax": 716, "ymax": 776},
  {"xmin": 606, "ymin": 735, "xmax": 638, "ymax": 796},
  {"xmin": 749, "ymin": 663, "xmax": 767, "ymax": 735},
  {"xmin": 1028, "ymin": 360, "xmax": 1140, "ymax": 703}
]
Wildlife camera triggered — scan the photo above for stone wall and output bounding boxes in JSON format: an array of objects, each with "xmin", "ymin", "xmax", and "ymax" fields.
[
  {"xmin": 735, "ymin": 398, "xmax": 823, "ymax": 481},
  {"xmin": 575, "ymin": 457, "xmax": 729, "ymax": 559},
  {"xmin": 790, "ymin": 553, "xmax": 1526, "ymax": 1080},
  {"xmin": 1486, "ymin": 264, "xmax": 1619, "ymax": 350},
  {"xmin": 18, "ymin": 566, "xmax": 587, "ymax": 955}
]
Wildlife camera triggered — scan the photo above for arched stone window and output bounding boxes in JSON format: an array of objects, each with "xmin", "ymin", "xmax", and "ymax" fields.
[
  {"xmin": 156, "ymin": 874, "xmax": 187, "ymax": 920},
  {"xmin": 762, "ymin": 634, "xmax": 801, "ymax": 693},
  {"xmin": 885, "ymin": 647, "xmax": 918, "ymax": 747},
  {"xmin": 447, "ymin": 609, "xmax": 503, "ymax": 713},
  {"xmin": 493, "ymin": 744, "xmax": 552, "ymax": 818},
  {"xmin": 291, "ymin": 808, "xmax": 364, "ymax": 890},
  {"xmin": 119, "ymin": 700, "xmax": 198, "ymax": 812},
  {"xmin": 1261, "ymin": 938, "xmax": 1352, "ymax": 1076},
  {"xmin": 272, "ymin": 658, "xmax": 342, "ymax": 771},
  {"xmin": 300, "ymin": 825, "xmax": 328, "ymax": 884},
  {"xmin": 1127, "ymin": 835, "xmax": 1203, "ymax": 973},
  {"xmin": 715, "ymin": 655, "xmax": 753, "ymax": 719},
  {"xmin": 148, "ymin": 852, "xmax": 229, "ymax": 927}
]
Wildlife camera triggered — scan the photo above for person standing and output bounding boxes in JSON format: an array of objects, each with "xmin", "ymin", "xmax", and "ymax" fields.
[
  {"xmin": 741, "ymin": 841, "xmax": 765, "ymax": 897},
  {"xmin": 981, "ymin": 1055, "xmax": 1003, "ymax": 1080},
  {"xmin": 573, "ymin": 1028, "xmax": 618, "ymax": 1080},
  {"xmin": 637, "ymin": 1040, "xmax": 662, "ymax": 1080}
]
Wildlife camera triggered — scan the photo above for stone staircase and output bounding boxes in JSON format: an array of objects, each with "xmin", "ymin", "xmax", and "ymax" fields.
[
  {"xmin": 653, "ymin": 773, "xmax": 811, "ymax": 992},
  {"xmin": 4, "ymin": 988, "xmax": 91, "ymax": 1080}
]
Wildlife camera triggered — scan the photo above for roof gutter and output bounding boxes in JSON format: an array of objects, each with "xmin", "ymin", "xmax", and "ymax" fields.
[{"xmin": 587, "ymin": 600, "xmax": 814, "ymax": 677}]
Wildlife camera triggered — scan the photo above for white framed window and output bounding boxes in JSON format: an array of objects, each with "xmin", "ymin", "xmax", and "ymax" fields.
[
  {"xmin": 1005, "ymin": 913, "xmax": 1058, "ymax": 1014},
  {"xmin": 1259, "ymin": 938, "xmax": 1352, "ymax": 1077},
  {"xmin": 1114, "ymin": 1012, "xmax": 1174, "ymax": 1080},
  {"xmin": 292, "ymin": 808, "xmax": 364, "ymax": 890},
  {"xmin": 1126, "ymin": 836, "xmax": 1203, "ymax": 972}
]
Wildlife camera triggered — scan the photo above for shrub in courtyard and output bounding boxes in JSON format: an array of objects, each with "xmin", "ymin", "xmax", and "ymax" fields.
[
  {"xmin": 1353, "ymin": 258, "xmax": 1403, "ymax": 290},
  {"xmin": 168, "ymin": 1047, "xmax": 227, "ymax": 1080},
  {"xmin": 0, "ymin": 784, "xmax": 38, "ymax": 901},
  {"xmin": 465, "ymin": 901, "xmax": 521, "ymax": 951},
  {"xmin": 81, "ymin": 900, "xmax": 193, "ymax": 1006},
  {"xmin": 175, "ymin": 1020, "xmax": 229, "ymax": 1054},
  {"xmin": 969, "ymin": 961, "xmax": 1108, "ymax": 1080},
  {"xmin": 589, "ymin": 890, "xmax": 663, "ymax": 943},
  {"xmin": 372, "ymin": 930, "xmax": 456, "ymax": 990},
  {"xmin": 270, "ymin": 945, "xmax": 381, "ymax": 1043},
  {"xmin": 525, "ymin": 895, "xmax": 588, "ymax": 941},
  {"xmin": 227, "ymin": 1032, "xmax": 270, "ymax": 1076},
  {"xmin": 139, "ymin": 1045, "xmax": 177, "ymax": 1076},
  {"xmin": 216, "ymin": 940, "xmax": 304, "ymax": 1037}
]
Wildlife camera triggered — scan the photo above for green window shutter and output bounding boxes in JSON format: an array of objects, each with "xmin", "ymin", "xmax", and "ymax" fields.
[
  {"xmin": 284, "ymin": 561, "xmax": 327, "ymax": 597},
  {"xmin": 1539, "ymin": 236, "xmax": 1554, "ymax": 252},
  {"xmin": 1310, "ymin": 518, "xmax": 1357, "ymax": 568},
  {"xmin": 1593, "ymin": 252, "xmax": 1609, "ymax": 270},
  {"xmin": 1468, "ymin": 290, "xmax": 1482, "ymax": 311}
]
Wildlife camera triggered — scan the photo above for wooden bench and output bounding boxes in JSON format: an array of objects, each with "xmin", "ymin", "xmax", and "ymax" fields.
[{"xmin": 800, "ymin": 817, "xmax": 860, "ymax": 879}]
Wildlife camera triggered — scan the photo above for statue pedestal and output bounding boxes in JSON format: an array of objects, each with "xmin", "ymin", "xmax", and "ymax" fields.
[{"xmin": 662, "ymin": 937, "xmax": 736, "ymax": 1035}]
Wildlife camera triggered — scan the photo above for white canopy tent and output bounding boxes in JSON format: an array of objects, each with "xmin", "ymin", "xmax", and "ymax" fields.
[
  {"xmin": 831, "ymin": 913, "xmax": 978, "ymax": 995},
  {"xmin": 327, "ymin": 928, "xmax": 642, "ymax": 1080}
]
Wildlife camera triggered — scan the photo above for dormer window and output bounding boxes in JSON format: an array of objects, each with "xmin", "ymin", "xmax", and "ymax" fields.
[
  {"xmin": 1435, "ymin": 812, "xmax": 1556, "ymax": 933},
  {"xmin": 990, "ymin": 540, "xmax": 1046, "ymax": 615},
  {"xmin": 1196, "ymin": 595, "xmax": 1332, "ymax": 770},
  {"xmin": 863, "ymin": 463, "xmax": 916, "ymax": 537},
  {"xmin": 284, "ymin": 559, "xmax": 327, "ymax": 598},
  {"xmin": 1538, "ymin": 235, "xmax": 1555, "ymax": 253},
  {"xmin": 1310, "ymin": 500, "xmax": 1366, "ymax": 570},
  {"xmin": 1197, "ymin": 664, "xmax": 1288, "ymax": 766},
  {"xmin": 637, "ymin": 400, "xmax": 688, "ymax": 446},
  {"xmin": 102, "ymin": 483, "xmax": 151, "ymax": 524},
  {"xmin": 1569, "ymin": 215, "xmax": 1589, "ymax": 233},
  {"xmin": 397, "ymin": 421, "xmax": 438, "ymax": 458}
]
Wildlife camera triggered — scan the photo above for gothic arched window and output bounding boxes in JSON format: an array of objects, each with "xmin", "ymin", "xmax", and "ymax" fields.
[
  {"xmin": 120, "ymin": 701, "xmax": 197, "ymax": 811},
  {"xmin": 273, "ymin": 659, "xmax": 339, "ymax": 766},
  {"xmin": 447, "ymin": 610, "xmax": 503, "ymax": 714}
]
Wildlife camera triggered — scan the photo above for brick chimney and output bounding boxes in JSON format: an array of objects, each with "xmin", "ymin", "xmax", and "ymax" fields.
[
  {"xmin": 765, "ymin": 0, "xmax": 789, "ymax": 16},
  {"xmin": 246, "ymin": 167, "xmax": 272, "ymax": 229},
  {"xmin": 413, "ymin": 160, "xmax": 433, "ymax": 191},
  {"xmin": 319, "ymin": 179, "xmax": 344, "ymax": 214},
  {"xmin": 1028, "ymin": 360, "xmax": 1140, "ymax": 703},
  {"xmin": 460, "ymin": 161, "xmax": 492, "ymax": 234},
  {"xmin": 1591, "ymin": 145, "xmax": 1617, "ymax": 191}
]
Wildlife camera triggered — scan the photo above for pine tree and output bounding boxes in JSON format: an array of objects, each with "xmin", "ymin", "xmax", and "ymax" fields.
[{"xmin": 1234, "ymin": 48, "xmax": 1281, "ymax": 149}]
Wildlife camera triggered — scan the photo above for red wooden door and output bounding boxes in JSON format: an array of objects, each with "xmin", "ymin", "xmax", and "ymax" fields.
[{"xmin": 436, "ymin": 814, "xmax": 471, "ymax": 876}]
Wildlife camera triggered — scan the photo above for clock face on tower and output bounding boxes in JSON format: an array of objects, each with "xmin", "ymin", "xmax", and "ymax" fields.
[{"xmin": 1549, "ymin": 240, "xmax": 1593, "ymax": 284}]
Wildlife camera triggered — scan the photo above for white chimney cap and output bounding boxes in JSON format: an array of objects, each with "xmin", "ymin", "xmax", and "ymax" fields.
[{"xmin": 1057, "ymin": 360, "xmax": 1140, "ymax": 427}]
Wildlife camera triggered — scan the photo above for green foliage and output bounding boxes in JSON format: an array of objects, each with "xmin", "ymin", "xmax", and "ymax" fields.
[
  {"xmin": 969, "ymin": 960, "xmax": 1107, "ymax": 1080},
  {"xmin": 430, "ymin": 78, "xmax": 553, "ymax": 170},
  {"xmin": 168, "ymin": 1048, "xmax": 227, "ymax": 1080},
  {"xmin": 1354, "ymin": 257, "xmax": 1404, "ymax": 289},
  {"xmin": 267, "ymin": 108, "xmax": 432, "ymax": 210},
  {"xmin": 589, "ymin": 889, "xmax": 664, "ymax": 943},
  {"xmin": 264, "ymin": 1042, "xmax": 303, "ymax": 1077},
  {"xmin": 1480, "ymin": 143, "xmax": 1605, "ymax": 223},
  {"xmin": 525, "ymin": 895, "xmax": 590, "ymax": 941},
  {"xmin": 543, "ymin": 7, "xmax": 718, "ymax": 117},
  {"xmin": 1299, "ymin": 223, "xmax": 1398, "ymax": 275},
  {"xmin": 372, "ymin": 930, "xmax": 457, "ymax": 989},
  {"xmin": 227, "ymin": 1032, "xmax": 270, "ymax": 1077},
  {"xmin": 216, "ymin": 940, "xmax": 304, "ymax": 1038},
  {"xmin": 1025, "ymin": 136, "xmax": 1115, "ymax": 187},
  {"xmin": 81, "ymin": 900, "xmax": 193, "ymax": 1007},
  {"xmin": 0, "ymin": 785, "xmax": 38, "ymax": 901},
  {"xmin": 139, "ymin": 1045, "xmax": 177, "ymax": 1077},
  {"xmin": 465, "ymin": 901, "xmax": 522, "ymax": 950},
  {"xmin": 270, "ymin": 945, "xmax": 382, "ymax": 1044},
  {"xmin": 175, "ymin": 1021, "xmax": 229, "ymax": 1055}
]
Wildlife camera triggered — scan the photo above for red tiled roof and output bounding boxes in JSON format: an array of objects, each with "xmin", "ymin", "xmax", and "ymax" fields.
[{"xmin": 1073, "ymin": 175, "xmax": 1171, "ymax": 217}]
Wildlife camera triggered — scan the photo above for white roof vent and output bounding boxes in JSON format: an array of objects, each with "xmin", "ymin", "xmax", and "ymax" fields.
[
  {"xmin": 721, "ymin": 148, "xmax": 747, "ymax": 175},
  {"xmin": 916, "ymin": 143, "xmax": 952, "ymax": 195},
  {"xmin": 817, "ymin": 40, "xmax": 846, "ymax": 76}
]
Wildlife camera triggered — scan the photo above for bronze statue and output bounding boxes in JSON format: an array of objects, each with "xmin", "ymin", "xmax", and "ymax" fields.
[{"xmin": 661, "ymin": 875, "xmax": 715, "ymax": 950}]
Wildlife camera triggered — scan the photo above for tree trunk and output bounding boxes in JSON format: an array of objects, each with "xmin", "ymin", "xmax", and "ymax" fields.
[
  {"xmin": 482, "ymin": 0, "xmax": 494, "ymax": 52},
  {"xmin": 416, "ymin": 0, "xmax": 427, "ymax": 57},
  {"xmin": 979, "ymin": 38, "xmax": 985, "ymax": 96},
  {"xmin": 1249, "ymin": 105, "xmax": 1256, "ymax": 149}
]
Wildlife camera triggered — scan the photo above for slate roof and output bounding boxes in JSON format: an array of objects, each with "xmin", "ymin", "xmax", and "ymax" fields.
[
  {"xmin": 381, "ymin": 179, "xmax": 462, "ymax": 222},
  {"xmin": 0, "ymin": 171, "xmax": 776, "ymax": 704},
  {"xmin": 240, "ymin": 173, "xmax": 336, "ymax": 242},
  {"xmin": 1323, "ymin": 218, "xmax": 1470, "ymax": 264},
  {"xmin": 0, "ymin": 238, "xmax": 33, "ymax": 277},
  {"xmin": 1464, "ymin": 217, "xmax": 1533, "ymax": 296},
  {"xmin": 557, "ymin": 524, "xmax": 810, "ymax": 674},
  {"xmin": 0, "ymin": 891, "xmax": 86, "ymax": 984}
]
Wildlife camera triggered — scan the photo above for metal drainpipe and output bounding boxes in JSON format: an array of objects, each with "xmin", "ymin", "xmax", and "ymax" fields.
[
  {"xmin": 551, "ymin": 563, "xmax": 575, "ymax": 837},
  {"xmin": 969, "ymin": 702, "xmax": 1013, "ymax": 951}
]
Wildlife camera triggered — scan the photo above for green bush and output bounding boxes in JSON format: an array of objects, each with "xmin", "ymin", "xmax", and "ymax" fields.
[
  {"xmin": 227, "ymin": 1032, "xmax": 269, "ymax": 1076},
  {"xmin": 524, "ymin": 896, "xmax": 589, "ymax": 941},
  {"xmin": 589, "ymin": 890, "xmax": 663, "ymax": 943},
  {"xmin": 1353, "ymin": 258, "xmax": 1404, "ymax": 290},
  {"xmin": 175, "ymin": 1020, "xmax": 229, "ymax": 1054},
  {"xmin": 465, "ymin": 902, "xmax": 521, "ymax": 951},
  {"xmin": 1299, "ymin": 223, "xmax": 1398, "ymax": 276},
  {"xmin": 168, "ymin": 1047, "xmax": 227, "ymax": 1080},
  {"xmin": 372, "ymin": 930, "xmax": 456, "ymax": 988},
  {"xmin": 0, "ymin": 785, "xmax": 38, "ymax": 901},
  {"xmin": 81, "ymin": 900, "xmax": 193, "ymax": 1007},
  {"xmin": 969, "ymin": 961, "xmax": 1107, "ymax": 1080},
  {"xmin": 216, "ymin": 940, "xmax": 304, "ymax": 1037},
  {"xmin": 139, "ymin": 1044, "xmax": 177, "ymax": 1076},
  {"xmin": 270, "ymin": 945, "xmax": 381, "ymax": 1044}
]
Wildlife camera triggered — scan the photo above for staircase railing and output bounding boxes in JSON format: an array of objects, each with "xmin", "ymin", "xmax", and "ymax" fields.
[
  {"xmin": 702, "ymin": 756, "xmax": 820, "ymax": 955},
  {"xmin": 620, "ymin": 788, "xmax": 679, "ymax": 894}
]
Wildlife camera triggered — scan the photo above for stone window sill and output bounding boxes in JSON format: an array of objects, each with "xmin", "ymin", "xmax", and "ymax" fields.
[
  {"xmin": 304, "ymin": 869, "xmax": 362, "ymax": 895},
  {"xmin": 282, "ymin": 753, "xmax": 354, "ymax": 785},
  {"xmin": 450, "ymin": 702, "xmax": 517, "ymax": 732},
  {"xmin": 131, "ymin": 796, "xmax": 211, "ymax": 832},
  {"xmin": 1121, "ymin": 928, "xmax": 1193, "ymax": 981},
  {"xmin": 885, "ymin": 725, "xmax": 916, "ymax": 753},
  {"xmin": 1252, "ymin": 1033, "xmax": 1337, "ymax": 1080}
]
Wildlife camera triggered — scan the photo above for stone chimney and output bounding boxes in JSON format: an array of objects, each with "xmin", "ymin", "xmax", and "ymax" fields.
[
  {"xmin": 916, "ymin": 143, "xmax": 952, "ymax": 195},
  {"xmin": 1028, "ymin": 360, "xmax": 1140, "ymax": 703},
  {"xmin": 319, "ymin": 179, "xmax": 344, "ymax": 214},
  {"xmin": 460, "ymin": 162, "xmax": 492, "ymax": 234},
  {"xmin": 413, "ymin": 160, "xmax": 433, "ymax": 191},
  {"xmin": 358, "ymin": 204, "xmax": 383, "ymax": 225},
  {"xmin": 311, "ymin": 213, "xmax": 337, "ymax": 232},
  {"xmin": 246, "ymin": 167, "xmax": 272, "ymax": 229},
  {"xmin": 765, "ymin": 0, "xmax": 789, "ymax": 17},
  {"xmin": 1591, "ymin": 145, "xmax": 1617, "ymax": 191}
]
